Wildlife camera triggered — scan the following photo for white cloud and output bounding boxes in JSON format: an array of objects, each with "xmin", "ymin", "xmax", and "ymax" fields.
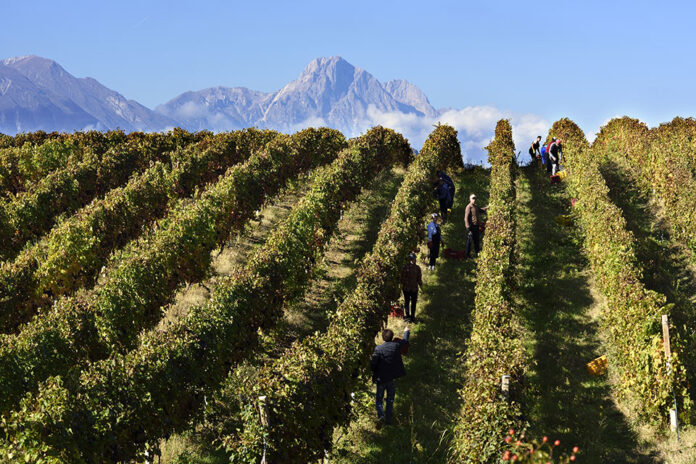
[{"xmin": 362, "ymin": 104, "xmax": 549, "ymax": 165}]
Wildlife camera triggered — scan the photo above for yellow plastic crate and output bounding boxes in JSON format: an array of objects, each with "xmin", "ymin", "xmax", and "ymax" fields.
[
  {"xmin": 586, "ymin": 355, "xmax": 608, "ymax": 376},
  {"xmin": 557, "ymin": 169, "xmax": 568, "ymax": 180}
]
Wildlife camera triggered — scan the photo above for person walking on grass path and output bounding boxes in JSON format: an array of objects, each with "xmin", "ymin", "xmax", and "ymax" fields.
[
  {"xmin": 465, "ymin": 193, "xmax": 487, "ymax": 259},
  {"xmin": 427, "ymin": 213, "xmax": 443, "ymax": 270},
  {"xmin": 401, "ymin": 252, "xmax": 423, "ymax": 323},
  {"xmin": 370, "ymin": 325, "xmax": 410, "ymax": 427}
]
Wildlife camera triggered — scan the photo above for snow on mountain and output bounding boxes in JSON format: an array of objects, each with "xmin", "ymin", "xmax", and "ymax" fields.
[
  {"xmin": 383, "ymin": 79, "xmax": 438, "ymax": 118},
  {"xmin": 157, "ymin": 56, "xmax": 436, "ymax": 135}
]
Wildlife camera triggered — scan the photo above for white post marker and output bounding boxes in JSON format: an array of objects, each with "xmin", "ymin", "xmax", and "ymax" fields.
[
  {"xmin": 259, "ymin": 395, "xmax": 269, "ymax": 464},
  {"xmin": 662, "ymin": 315, "xmax": 679, "ymax": 438},
  {"xmin": 501, "ymin": 375, "xmax": 511, "ymax": 403}
]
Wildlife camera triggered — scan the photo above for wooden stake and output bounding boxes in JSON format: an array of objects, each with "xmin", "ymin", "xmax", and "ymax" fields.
[{"xmin": 662, "ymin": 315, "xmax": 671, "ymax": 361}]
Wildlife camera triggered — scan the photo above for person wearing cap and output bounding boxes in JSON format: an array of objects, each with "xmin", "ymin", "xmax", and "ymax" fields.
[
  {"xmin": 464, "ymin": 194, "xmax": 487, "ymax": 259},
  {"xmin": 401, "ymin": 252, "xmax": 423, "ymax": 322},
  {"xmin": 427, "ymin": 213, "xmax": 443, "ymax": 270}
]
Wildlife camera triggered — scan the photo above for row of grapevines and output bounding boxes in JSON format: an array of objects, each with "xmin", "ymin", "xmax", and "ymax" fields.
[
  {"xmin": 554, "ymin": 118, "xmax": 690, "ymax": 423},
  {"xmin": 592, "ymin": 115, "xmax": 696, "ymax": 405},
  {"xmin": 0, "ymin": 128, "xmax": 347, "ymax": 414},
  {"xmin": 596, "ymin": 117, "xmax": 696, "ymax": 253},
  {"xmin": 0, "ymin": 127, "xmax": 412, "ymax": 463},
  {"xmin": 200, "ymin": 125, "xmax": 462, "ymax": 463},
  {"xmin": 0, "ymin": 130, "xmax": 132, "ymax": 197},
  {"xmin": 0, "ymin": 129, "xmax": 277, "ymax": 331},
  {"xmin": 0, "ymin": 130, "xmax": 70, "ymax": 149},
  {"xmin": 0, "ymin": 130, "xmax": 205, "ymax": 260},
  {"xmin": 450, "ymin": 119, "xmax": 525, "ymax": 462}
]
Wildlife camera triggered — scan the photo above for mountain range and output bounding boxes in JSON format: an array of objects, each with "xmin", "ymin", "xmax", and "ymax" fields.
[{"xmin": 0, "ymin": 55, "xmax": 438, "ymax": 136}]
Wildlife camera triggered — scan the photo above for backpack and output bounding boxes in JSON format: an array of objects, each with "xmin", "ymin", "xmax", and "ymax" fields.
[{"xmin": 432, "ymin": 224, "xmax": 442, "ymax": 243}]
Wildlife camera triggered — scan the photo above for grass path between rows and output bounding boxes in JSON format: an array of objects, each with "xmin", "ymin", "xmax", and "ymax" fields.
[
  {"xmin": 517, "ymin": 165, "xmax": 660, "ymax": 462},
  {"xmin": 331, "ymin": 167, "xmax": 490, "ymax": 464},
  {"xmin": 159, "ymin": 166, "xmax": 406, "ymax": 463}
]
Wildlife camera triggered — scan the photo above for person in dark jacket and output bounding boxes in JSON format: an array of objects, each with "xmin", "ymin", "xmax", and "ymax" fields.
[
  {"xmin": 401, "ymin": 252, "xmax": 423, "ymax": 322},
  {"xmin": 434, "ymin": 179, "xmax": 451, "ymax": 222},
  {"xmin": 427, "ymin": 213, "xmax": 443, "ymax": 270},
  {"xmin": 529, "ymin": 136, "xmax": 542, "ymax": 162},
  {"xmin": 370, "ymin": 326, "xmax": 410, "ymax": 426},
  {"xmin": 437, "ymin": 170, "xmax": 456, "ymax": 212}
]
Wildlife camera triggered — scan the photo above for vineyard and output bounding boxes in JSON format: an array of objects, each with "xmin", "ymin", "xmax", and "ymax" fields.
[{"xmin": 0, "ymin": 118, "xmax": 695, "ymax": 464}]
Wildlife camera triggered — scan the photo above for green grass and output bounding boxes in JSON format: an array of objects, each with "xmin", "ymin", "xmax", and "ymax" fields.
[
  {"xmin": 330, "ymin": 166, "xmax": 490, "ymax": 464},
  {"xmin": 516, "ymin": 165, "xmax": 659, "ymax": 462}
]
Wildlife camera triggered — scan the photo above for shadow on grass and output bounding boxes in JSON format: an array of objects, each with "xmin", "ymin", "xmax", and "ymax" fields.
[
  {"xmin": 517, "ymin": 165, "xmax": 658, "ymax": 463},
  {"xmin": 332, "ymin": 167, "xmax": 490, "ymax": 464},
  {"xmin": 600, "ymin": 159, "xmax": 696, "ymax": 409}
]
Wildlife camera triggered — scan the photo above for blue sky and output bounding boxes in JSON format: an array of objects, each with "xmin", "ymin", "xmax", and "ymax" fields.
[{"xmin": 3, "ymin": 0, "xmax": 695, "ymax": 147}]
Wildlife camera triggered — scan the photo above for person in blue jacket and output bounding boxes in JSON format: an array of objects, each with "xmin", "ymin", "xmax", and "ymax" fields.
[
  {"xmin": 370, "ymin": 325, "xmax": 410, "ymax": 426},
  {"xmin": 540, "ymin": 143, "xmax": 548, "ymax": 168},
  {"xmin": 427, "ymin": 213, "xmax": 443, "ymax": 270}
]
